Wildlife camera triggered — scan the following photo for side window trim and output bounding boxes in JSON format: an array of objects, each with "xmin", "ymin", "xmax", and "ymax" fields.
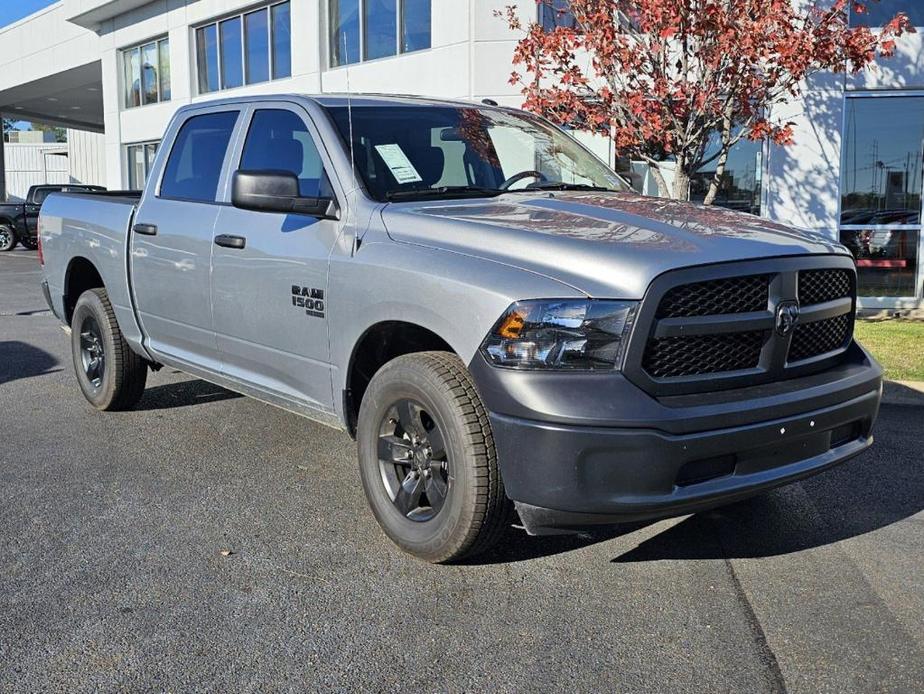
[
  {"xmin": 219, "ymin": 101, "xmax": 344, "ymax": 207},
  {"xmin": 153, "ymin": 107, "xmax": 244, "ymax": 205}
]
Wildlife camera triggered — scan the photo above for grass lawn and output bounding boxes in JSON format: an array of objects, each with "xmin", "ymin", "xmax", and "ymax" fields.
[{"xmin": 854, "ymin": 320, "xmax": 924, "ymax": 382}]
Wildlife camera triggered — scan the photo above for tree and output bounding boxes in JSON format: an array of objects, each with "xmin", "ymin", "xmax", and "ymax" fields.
[{"xmin": 501, "ymin": 0, "xmax": 914, "ymax": 204}]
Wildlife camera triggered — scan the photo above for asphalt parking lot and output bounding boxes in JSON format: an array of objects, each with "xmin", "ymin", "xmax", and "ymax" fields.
[{"xmin": 1, "ymin": 248, "xmax": 923, "ymax": 692}]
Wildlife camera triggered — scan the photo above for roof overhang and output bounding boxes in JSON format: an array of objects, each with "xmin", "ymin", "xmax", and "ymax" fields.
[
  {"xmin": 64, "ymin": 0, "xmax": 158, "ymax": 30},
  {"xmin": 0, "ymin": 62, "xmax": 104, "ymax": 132}
]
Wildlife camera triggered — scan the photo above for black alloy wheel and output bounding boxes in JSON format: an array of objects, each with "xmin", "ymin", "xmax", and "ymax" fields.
[{"xmin": 377, "ymin": 398, "xmax": 452, "ymax": 522}]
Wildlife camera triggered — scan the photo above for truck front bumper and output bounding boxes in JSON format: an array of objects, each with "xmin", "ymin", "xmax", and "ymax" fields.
[{"xmin": 470, "ymin": 342, "xmax": 883, "ymax": 535}]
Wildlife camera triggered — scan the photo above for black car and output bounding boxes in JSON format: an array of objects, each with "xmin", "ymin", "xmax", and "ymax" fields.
[{"xmin": 0, "ymin": 184, "xmax": 105, "ymax": 251}]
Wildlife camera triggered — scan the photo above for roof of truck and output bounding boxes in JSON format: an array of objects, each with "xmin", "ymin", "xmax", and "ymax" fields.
[{"xmin": 177, "ymin": 93, "xmax": 508, "ymax": 112}]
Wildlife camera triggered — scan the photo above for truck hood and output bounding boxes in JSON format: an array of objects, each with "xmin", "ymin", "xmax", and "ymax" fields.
[{"xmin": 380, "ymin": 192, "xmax": 849, "ymax": 298}]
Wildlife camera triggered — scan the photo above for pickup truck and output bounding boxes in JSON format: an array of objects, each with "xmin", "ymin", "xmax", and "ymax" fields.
[
  {"xmin": 0, "ymin": 184, "xmax": 105, "ymax": 251},
  {"xmin": 38, "ymin": 94, "xmax": 883, "ymax": 562}
]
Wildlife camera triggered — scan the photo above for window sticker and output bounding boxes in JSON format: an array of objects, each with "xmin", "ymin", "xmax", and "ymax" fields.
[{"xmin": 374, "ymin": 144, "xmax": 423, "ymax": 184}]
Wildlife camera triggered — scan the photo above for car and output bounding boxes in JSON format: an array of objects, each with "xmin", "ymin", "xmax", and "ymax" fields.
[
  {"xmin": 0, "ymin": 184, "xmax": 106, "ymax": 251},
  {"xmin": 38, "ymin": 94, "xmax": 883, "ymax": 562}
]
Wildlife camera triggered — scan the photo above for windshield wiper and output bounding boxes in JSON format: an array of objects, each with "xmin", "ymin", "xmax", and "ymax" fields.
[
  {"xmin": 518, "ymin": 183, "xmax": 615, "ymax": 192},
  {"xmin": 385, "ymin": 186, "xmax": 503, "ymax": 202}
]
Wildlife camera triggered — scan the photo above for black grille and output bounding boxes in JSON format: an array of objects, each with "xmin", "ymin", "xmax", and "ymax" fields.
[
  {"xmin": 656, "ymin": 275, "xmax": 770, "ymax": 318},
  {"xmin": 788, "ymin": 313, "xmax": 851, "ymax": 363},
  {"xmin": 799, "ymin": 269, "xmax": 851, "ymax": 305},
  {"xmin": 642, "ymin": 332, "xmax": 766, "ymax": 378}
]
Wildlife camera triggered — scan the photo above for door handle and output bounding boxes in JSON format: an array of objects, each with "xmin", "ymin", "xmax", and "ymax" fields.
[
  {"xmin": 133, "ymin": 223, "xmax": 158, "ymax": 236},
  {"xmin": 214, "ymin": 234, "xmax": 246, "ymax": 249}
]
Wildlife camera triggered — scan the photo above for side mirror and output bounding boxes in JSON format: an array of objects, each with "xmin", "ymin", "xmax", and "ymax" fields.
[{"xmin": 231, "ymin": 170, "xmax": 340, "ymax": 220}]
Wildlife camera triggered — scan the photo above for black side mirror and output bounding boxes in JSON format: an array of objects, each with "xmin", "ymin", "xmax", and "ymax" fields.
[{"xmin": 231, "ymin": 170, "xmax": 340, "ymax": 220}]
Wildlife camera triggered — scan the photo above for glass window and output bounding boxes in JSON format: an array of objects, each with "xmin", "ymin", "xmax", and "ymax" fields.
[
  {"xmin": 539, "ymin": 0, "xmax": 577, "ymax": 31},
  {"xmin": 323, "ymin": 104, "xmax": 627, "ymax": 201},
  {"xmin": 401, "ymin": 0, "xmax": 430, "ymax": 53},
  {"xmin": 850, "ymin": 1, "xmax": 924, "ymax": 27},
  {"xmin": 330, "ymin": 0, "xmax": 360, "ymax": 67},
  {"xmin": 123, "ymin": 48, "xmax": 141, "ymax": 109},
  {"xmin": 240, "ymin": 110, "xmax": 327, "ymax": 198},
  {"xmin": 161, "ymin": 112, "xmax": 238, "ymax": 202},
  {"xmin": 196, "ymin": 24, "xmax": 219, "ymax": 94},
  {"xmin": 245, "ymin": 9, "xmax": 270, "ymax": 84},
  {"xmin": 364, "ymin": 0, "xmax": 397, "ymax": 60},
  {"xmin": 140, "ymin": 42, "xmax": 159, "ymax": 105},
  {"xmin": 272, "ymin": 2, "xmax": 292, "ymax": 79},
  {"xmin": 840, "ymin": 96, "xmax": 924, "ymax": 298},
  {"xmin": 159, "ymin": 39, "xmax": 171, "ymax": 101},
  {"xmin": 197, "ymin": 3, "xmax": 290, "ymax": 94},
  {"xmin": 330, "ymin": 1, "xmax": 430, "ymax": 66},
  {"xmin": 122, "ymin": 38, "xmax": 169, "ymax": 109},
  {"xmin": 127, "ymin": 142, "xmax": 161, "ymax": 190},
  {"xmin": 690, "ymin": 133, "xmax": 763, "ymax": 215},
  {"xmin": 220, "ymin": 17, "xmax": 244, "ymax": 90}
]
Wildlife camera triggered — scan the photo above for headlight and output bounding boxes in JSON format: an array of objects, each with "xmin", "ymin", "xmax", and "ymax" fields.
[{"xmin": 480, "ymin": 299, "xmax": 638, "ymax": 370}]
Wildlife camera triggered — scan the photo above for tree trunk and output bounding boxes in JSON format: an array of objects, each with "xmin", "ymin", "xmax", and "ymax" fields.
[
  {"xmin": 703, "ymin": 146, "xmax": 730, "ymax": 206},
  {"xmin": 672, "ymin": 168, "xmax": 690, "ymax": 201},
  {"xmin": 648, "ymin": 162, "xmax": 671, "ymax": 199}
]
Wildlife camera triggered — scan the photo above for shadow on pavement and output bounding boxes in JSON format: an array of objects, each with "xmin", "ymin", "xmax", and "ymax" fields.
[
  {"xmin": 135, "ymin": 378, "xmax": 243, "ymax": 410},
  {"xmin": 468, "ymin": 405, "xmax": 923, "ymax": 565},
  {"xmin": 0, "ymin": 340, "xmax": 60, "ymax": 385}
]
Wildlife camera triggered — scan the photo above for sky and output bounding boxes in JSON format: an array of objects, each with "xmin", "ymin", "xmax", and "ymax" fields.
[{"xmin": 0, "ymin": 0, "xmax": 56, "ymax": 28}]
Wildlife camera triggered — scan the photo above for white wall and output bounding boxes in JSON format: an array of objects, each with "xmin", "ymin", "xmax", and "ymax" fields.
[
  {"xmin": 3, "ymin": 144, "xmax": 69, "ymax": 201},
  {"xmin": 67, "ymin": 128, "xmax": 107, "ymax": 186}
]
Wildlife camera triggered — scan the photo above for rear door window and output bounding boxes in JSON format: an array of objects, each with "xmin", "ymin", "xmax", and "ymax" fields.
[
  {"xmin": 160, "ymin": 111, "xmax": 239, "ymax": 202},
  {"xmin": 239, "ymin": 109, "xmax": 330, "ymax": 198}
]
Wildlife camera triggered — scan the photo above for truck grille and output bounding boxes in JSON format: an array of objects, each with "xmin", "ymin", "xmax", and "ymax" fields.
[
  {"xmin": 657, "ymin": 275, "xmax": 770, "ymax": 318},
  {"xmin": 643, "ymin": 332, "xmax": 766, "ymax": 378},
  {"xmin": 626, "ymin": 258, "xmax": 857, "ymax": 395}
]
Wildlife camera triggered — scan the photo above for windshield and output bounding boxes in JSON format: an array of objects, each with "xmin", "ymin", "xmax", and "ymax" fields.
[{"xmin": 323, "ymin": 104, "xmax": 628, "ymax": 202}]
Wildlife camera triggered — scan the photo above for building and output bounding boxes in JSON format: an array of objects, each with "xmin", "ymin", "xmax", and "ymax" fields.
[{"xmin": 0, "ymin": 0, "xmax": 921, "ymax": 309}]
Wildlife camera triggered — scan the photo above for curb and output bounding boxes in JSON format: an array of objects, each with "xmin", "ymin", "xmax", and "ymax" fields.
[{"xmin": 882, "ymin": 380, "xmax": 924, "ymax": 407}]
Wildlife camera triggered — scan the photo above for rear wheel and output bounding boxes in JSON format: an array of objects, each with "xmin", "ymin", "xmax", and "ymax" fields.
[
  {"xmin": 357, "ymin": 351, "xmax": 511, "ymax": 563},
  {"xmin": 71, "ymin": 288, "xmax": 148, "ymax": 410},
  {"xmin": 0, "ymin": 225, "xmax": 16, "ymax": 252}
]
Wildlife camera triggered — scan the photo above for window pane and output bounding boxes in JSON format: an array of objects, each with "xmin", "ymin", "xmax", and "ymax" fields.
[
  {"xmin": 128, "ymin": 145, "xmax": 145, "ymax": 189},
  {"xmin": 272, "ymin": 2, "xmax": 292, "ymax": 79},
  {"xmin": 244, "ymin": 9, "xmax": 270, "ymax": 84},
  {"xmin": 840, "ymin": 229, "xmax": 920, "ymax": 297},
  {"xmin": 241, "ymin": 109, "xmax": 325, "ymax": 198},
  {"xmin": 145, "ymin": 142, "xmax": 159, "ymax": 177},
  {"xmin": 539, "ymin": 0, "xmax": 577, "ymax": 31},
  {"xmin": 123, "ymin": 48, "xmax": 141, "ymax": 108},
  {"xmin": 159, "ymin": 39, "xmax": 171, "ymax": 101},
  {"xmin": 161, "ymin": 112, "xmax": 238, "ymax": 202},
  {"xmin": 691, "ymin": 133, "xmax": 763, "ymax": 215},
  {"xmin": 364, "ymin": 0, "xmax": 397, "ymax": 60},
  {"xmin": 196, "ymin": 25, "xmax": 219, "ymax": 94},
  {"xmin": 841, "ymin": 97, "xmax": 924, "ymax": 225},
  {"xmin": 401, "ymin": 0, "xmax": 430, "ymax": 53},
  {"xmin": 220, "ymin": 17, "xmax": 244, "ymax": 90},
  {"xmin": 850, "ymin": 0, "xmax": 924, "ymax": 27},
  {"xmin": 330, "ymin": 0, "xmax": 360, "ymax": 67},
  {"xmin": 140, "ymin": 42, "xmax": 159, "ymax": 105}
]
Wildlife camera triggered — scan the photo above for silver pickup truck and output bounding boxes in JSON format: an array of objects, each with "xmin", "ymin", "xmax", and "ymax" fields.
[{"xmin": 39, "ymin": 94, "xmax": 883, "ymax": 562}]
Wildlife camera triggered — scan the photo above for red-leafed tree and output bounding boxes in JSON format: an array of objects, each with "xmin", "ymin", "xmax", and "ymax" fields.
[{"xmin": 502, "ymin": 1, "xmax": 914, "ymax": 203}]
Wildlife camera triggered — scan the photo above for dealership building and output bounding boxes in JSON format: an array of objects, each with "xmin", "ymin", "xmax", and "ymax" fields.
[{"xmin": 0, "ymin": 0, "xmax": 922, "ymax": 309}]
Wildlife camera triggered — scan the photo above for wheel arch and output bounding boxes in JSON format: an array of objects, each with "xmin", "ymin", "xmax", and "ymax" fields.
[
  {"xmin": 63, "ymin": 256, "xmax": 105, "ymax": 324},
  {"xmin": 343, "ymin": 320, "xmax": 456, "ymax": 438}
]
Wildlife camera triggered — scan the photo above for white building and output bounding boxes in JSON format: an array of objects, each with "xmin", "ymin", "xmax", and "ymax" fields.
[{"xmin": 0, "ymin": 0, "xmax": 921, "ymax": 309}]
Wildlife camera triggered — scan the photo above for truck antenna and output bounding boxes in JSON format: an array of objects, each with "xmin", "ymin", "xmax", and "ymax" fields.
[{"xmin": 343, "ymin": 33, "xmax": 358, "ymax": 197}]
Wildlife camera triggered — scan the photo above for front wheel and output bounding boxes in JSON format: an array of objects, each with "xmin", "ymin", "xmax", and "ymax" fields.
[
  {"xmin": 357, "ymin": 352, "xmax": 511, "ymax": 563},
  {"xmin": 0, "ymin": 225, "xmax": 17, "ymax": 252},
  {"xmin": 71, "ymin": 288, "xmax": 148, "ymax": 410},
  {"xmin": 20, "ymin": 237, "xmax": 38, "ymax": 251}
]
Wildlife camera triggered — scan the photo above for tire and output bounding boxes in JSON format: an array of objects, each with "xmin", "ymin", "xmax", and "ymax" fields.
[
  {"xmin": 71, "ymin": 288, "xmax": 148, "ymax": 411},
  {"xmin": 20, "ymin": 237, "xmax": 38, "ymax": 251},
  {"xmin": 0, "ymin": 225, "xmax": 17, "ymax": 252},
  {"xmin": 357, "ymin": 351, "xmax": 511, "ymax": 563}
]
